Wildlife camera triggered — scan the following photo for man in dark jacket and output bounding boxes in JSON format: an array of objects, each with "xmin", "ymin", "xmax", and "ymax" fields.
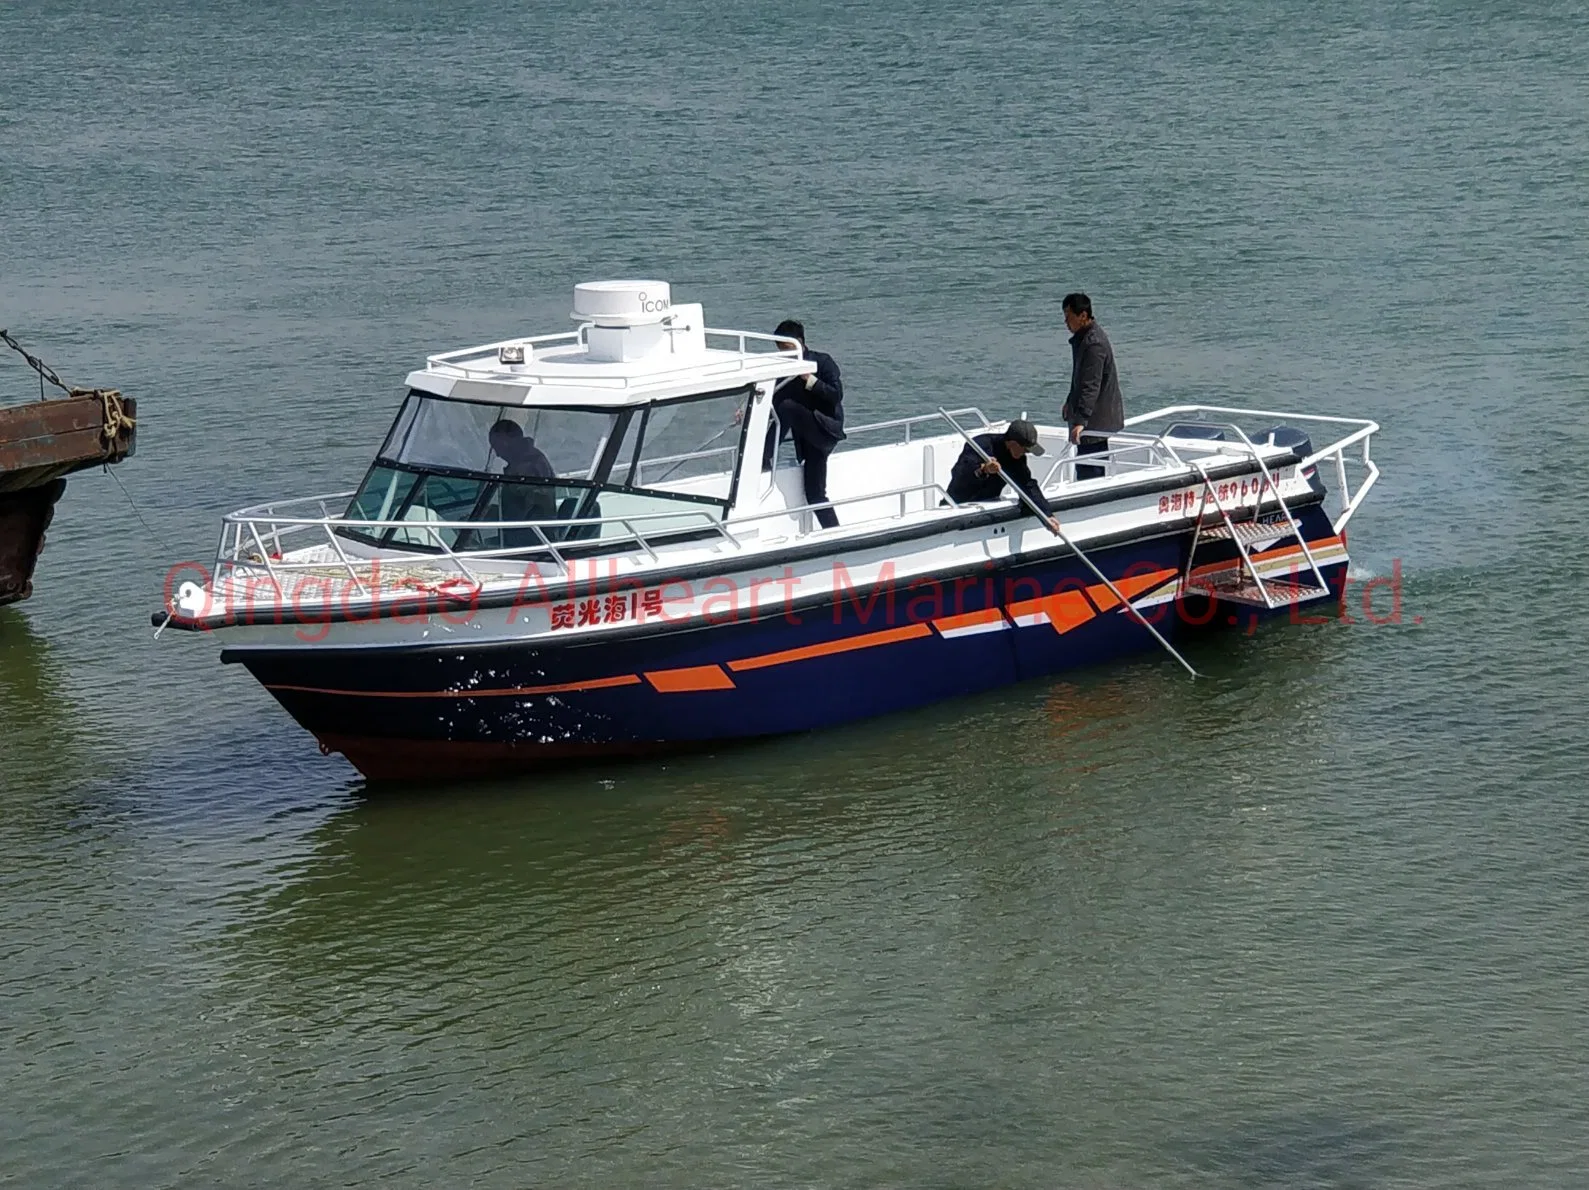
[
  {"xmin": 768, "ymin": 319, "xmax": 845, "ymax": 529},
  {"xmin": 1060, "ymin": 292, "xmax": 1124, "ymax": 480},
  {"xmin": 489, "ymin": 419, "xmax": 559, "ymax": 546},
  {"xmin": 489, "ymin": 419, "xmax": 555, "ymax": 480},
  {"xmin": 488, "ymin": 418, "xmax": 558, "ymax": 538},
  {"xmin": 946, "ymin": 418, "xmax": 1060, "ymax": 532}
]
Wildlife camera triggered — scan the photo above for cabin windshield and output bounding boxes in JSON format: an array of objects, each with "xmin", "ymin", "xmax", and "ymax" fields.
[{"xmin": 340, "ymin": 388, "xmax": 751, "ymax": 554}]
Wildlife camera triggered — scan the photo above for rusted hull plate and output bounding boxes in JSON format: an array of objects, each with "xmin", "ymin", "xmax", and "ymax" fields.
[
  {"xmin": 0, "ymin": 393, "xmax": 137, "ymax": 604},
  {"xmin": 0, "ymin": 394, "xmax": 137, "ymax": 493},
  {"xmin": 0, "ymin": 479, "xmax": 66, "ymax": 606}
]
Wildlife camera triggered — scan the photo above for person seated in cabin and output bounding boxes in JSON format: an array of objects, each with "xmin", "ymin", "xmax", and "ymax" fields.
[
  {"xmin": 765, "ymin": 319, "xmax": 845, "ymax": 530},
  {"xmin": 945, "ymin": 418, "xmax": 1061, "ymax": 533},
  {"xmin": 487, "ymin": 419, "xmax": 558, "ymax": 544}
]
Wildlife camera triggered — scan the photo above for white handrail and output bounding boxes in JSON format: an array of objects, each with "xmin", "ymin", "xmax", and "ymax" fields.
[
  {"xmin": 1126, "ymin": 403, "xmax": 1380, "ymax": 432},
  {"xmin": 212, "ymin": 478, "xmax": 967, "ymax": 596},
  {"xmin": 203, "ymin": 402, "xmax": 1380, "ymax": 600},
  {"xmin": 843, "ymin": 406, "xmax": 994, "ymax": 441},
  {"xmin": 216, "ymin": 407, "xmax": 1322, "ymax": 564}
]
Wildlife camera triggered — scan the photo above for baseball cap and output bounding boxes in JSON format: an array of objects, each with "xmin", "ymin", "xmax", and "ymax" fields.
[{"xmin": 1005, "ymin": 418, "xmax": 1046, "ymax": 456}]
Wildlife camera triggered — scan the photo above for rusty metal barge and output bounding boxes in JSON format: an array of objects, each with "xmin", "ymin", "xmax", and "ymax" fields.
[{"xmin": 0, "ymin": 332, "xmax": 137, "ymax": 605}]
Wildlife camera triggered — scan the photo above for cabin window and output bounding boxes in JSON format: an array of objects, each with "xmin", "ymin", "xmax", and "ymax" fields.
[
  {"xmin": 342, "ymin": 388, "xmax": 752, "ymax": 554},
  {"xmin": 381, "ymin": 398, "xmax": 620, "ymax": 480},
  {"xmin": 620, "ymin": 389, "xmax": 748, "ymax": 499},
  {"xmin": 385, "ymin": 474, "xmax": 490, "ymax": 549},
  {"xmin": 344, "ymin": 465, "xmax": 419, "ymax": 524}
]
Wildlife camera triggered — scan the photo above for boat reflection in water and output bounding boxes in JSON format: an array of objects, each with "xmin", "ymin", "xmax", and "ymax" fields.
[
  {"xmin": 0, "ymin": 608, "xmax": 88, "ymax": 801},
  {"xmin": 156, "ymin": 280, "xmax": 1379, "ymax": 781}
]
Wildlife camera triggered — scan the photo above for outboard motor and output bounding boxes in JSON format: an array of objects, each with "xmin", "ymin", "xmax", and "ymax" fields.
[
  {"xmin": 1165, "ymin": 423, "xmax": 1225, "ymax": 442},
  {"xmin": 1262, "ymin": 426, "xmax": 1325, "ymax": 496}
]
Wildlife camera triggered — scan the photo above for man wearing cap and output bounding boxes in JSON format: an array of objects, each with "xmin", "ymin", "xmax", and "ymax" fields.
[
  {"xmin": 767, "ymin": 319, "xmax": 845, "ymax": 530},
  {"xmin": 1060, "ymin": 292, "xmax": 1124, "ymax": 481},
  {"xmin": 946, "ymin": 419, "xmax": 1060, "ymax": 532}
]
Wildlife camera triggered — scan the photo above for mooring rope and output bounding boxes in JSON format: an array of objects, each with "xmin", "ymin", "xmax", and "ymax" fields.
[{"xmin": 96, "ymin": 388, "xmax": 136, "ymax": 442}]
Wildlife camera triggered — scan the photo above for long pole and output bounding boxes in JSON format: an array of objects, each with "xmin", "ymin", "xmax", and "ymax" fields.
[{"xmin": 938, "ymin": 408, "xmax": 1198, "ymax": 680}]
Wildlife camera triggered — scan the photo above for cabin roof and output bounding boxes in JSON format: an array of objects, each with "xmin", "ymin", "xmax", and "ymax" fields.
[
  {"xmin": 407, "ymin": 343, "xmax": 811, "ymax": 407},
  {"xmin": 406, "ymin": 283, "xmax": 813, "ymax": 407}
]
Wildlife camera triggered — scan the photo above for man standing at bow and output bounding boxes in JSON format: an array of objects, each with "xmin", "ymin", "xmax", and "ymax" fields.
[{"xmin": 1060, "ymin": 292, "xmax": 1125, "ymax": 481}]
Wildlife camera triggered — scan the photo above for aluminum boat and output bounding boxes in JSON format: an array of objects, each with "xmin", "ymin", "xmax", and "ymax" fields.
[{"xmin": 154, "ymin": 280, "xmax": 1379, "ymax": 780}]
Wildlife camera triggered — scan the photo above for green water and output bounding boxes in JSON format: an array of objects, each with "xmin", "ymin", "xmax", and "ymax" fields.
[{"xmin": 3, "ymin": 0, "xmax": 1587, "ymax": 1184}]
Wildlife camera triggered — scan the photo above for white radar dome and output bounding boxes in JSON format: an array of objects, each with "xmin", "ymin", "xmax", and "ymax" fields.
[{"xmin": 572, "ymin": 280, "xmax": 672, "ymax": 326}]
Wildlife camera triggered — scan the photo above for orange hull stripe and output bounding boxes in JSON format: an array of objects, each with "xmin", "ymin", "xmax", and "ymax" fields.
[
  {"xmin": 932, "ymin": 607, "xmax": 1007, "ymax": 633},
  {"xmin": 1252, "ymin": 534, "xmax": 1341, "ymax": 560},
  {"xmin": 1044, "ymin": 590, "xmax": 1097, "ymax": 633},
  {"xmin": 727, "ymin": 623, "xmax": 932, "ymax": 672},
  {"xmin": 1006, "ymin": 594, "xmax": 1046, "ymax": 620},
  {"xmin": 644, "ymin": 664, "xmax": 737, "ymax": 693},
  {"xmin": 264, "ymin": 674, "xmax": 643, "ymax": 699},
  {"xmin": 1087, "ymin": 567, "xmax": 1178, "ymax": 612},
  {"xmin": 1009, "ymin": 568, "xmax": 1177, "ymax": 634},
  {"xmin": 1189, "ymin": 536, "xmax": 1342, "ymax": 580}
]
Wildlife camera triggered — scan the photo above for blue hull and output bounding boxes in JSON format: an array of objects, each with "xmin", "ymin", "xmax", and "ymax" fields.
[{"xmin": 233, "ymin": 507, "xmax": 1345, "ymax": 780}]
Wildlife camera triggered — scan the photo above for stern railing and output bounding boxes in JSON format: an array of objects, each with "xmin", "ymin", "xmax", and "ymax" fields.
[{"xmin": 1122, "ymin": 404, "xmax": 1379, "ymax": 535}]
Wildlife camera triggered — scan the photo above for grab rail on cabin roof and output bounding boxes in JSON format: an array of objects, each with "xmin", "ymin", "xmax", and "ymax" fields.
[
  {"xmin": 426, "ymin": 327, "xmax": 587, "ymax": 371},
  {"xmin": 424, "ymin": 327, "xmax": 807, "ymax": 384}
]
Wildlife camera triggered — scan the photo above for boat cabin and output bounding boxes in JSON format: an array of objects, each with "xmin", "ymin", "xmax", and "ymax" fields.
[
  {"xmin": 337, "ymin": 280, "xmax": 832, "ymax": 562},
  {"xmin": 334, "ymin": 278, "xmax": 1180, "ymax": 567}
]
